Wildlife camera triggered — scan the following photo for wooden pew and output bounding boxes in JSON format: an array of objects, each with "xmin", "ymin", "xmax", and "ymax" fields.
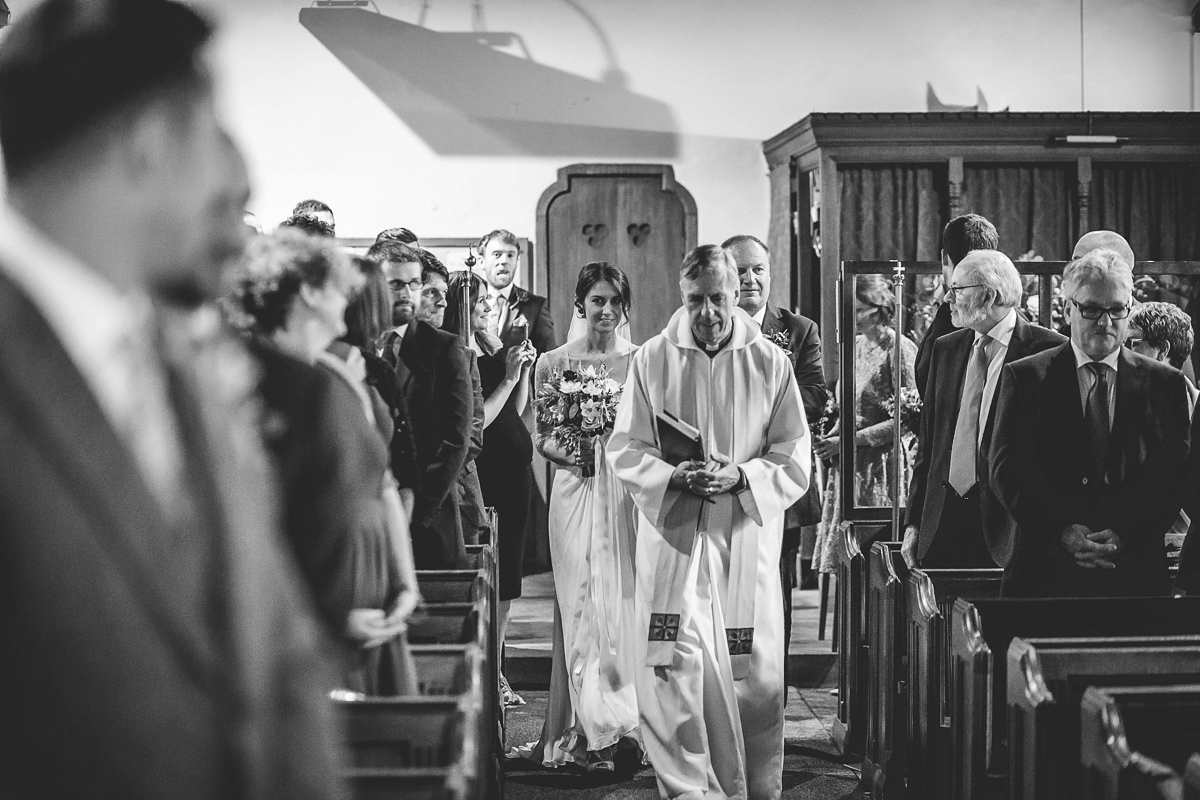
[
  {"xmin": 863, "ymin": 542, "xmax": 909, "ymax": 798},
  {"xmin": 338, "ymin": 643, "xmax": 485, "ymax": 799},
  {"xmin": 833, "ymin": 522, "xmax": 890, "ymax": 758},
  {"xmin": 1080, "ymin": 684, "xmax": 1200, "ymax": 800},
  {"xmin": 1007, "ymin": 635, "xmax": 1200, "ymax": 800},
  {"xmin": 950, "ymin": 597, "xmax": 1200, "ymax": 800},
  {"xmin": 906, "ymin": 567, "xmax": 1003, "ymax": 800}
]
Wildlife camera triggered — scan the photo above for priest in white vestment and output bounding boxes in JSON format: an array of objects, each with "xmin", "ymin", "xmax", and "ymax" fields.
[{"xmin": 607, "ymin": 245, "xmax": 811, "ymax": 800}]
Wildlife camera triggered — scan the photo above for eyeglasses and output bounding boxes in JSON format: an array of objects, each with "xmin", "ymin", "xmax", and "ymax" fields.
[
  {"xmin": 1126, "ymin": 336, "xmax": 1144, "ymax": 347},
  {"xmin": 1070, "ymin": 299, "xmax": 1132, "ymax": 320},
  {"xmin": 945, "ymin": 283, "xmax": 984, "ymax": 298},
  {"xmin": 388, "ymin": 278, "xmax": 423, "ymax": 292}
]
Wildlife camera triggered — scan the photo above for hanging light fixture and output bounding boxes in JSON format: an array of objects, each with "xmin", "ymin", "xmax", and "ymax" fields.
[{"xmin": 0, "ymin": 1, "xmax": 11, "ymax": 29}]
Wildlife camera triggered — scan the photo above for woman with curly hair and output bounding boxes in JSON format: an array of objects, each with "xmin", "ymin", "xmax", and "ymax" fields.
[{"xmin": 230, "ymin": 228, "xmax": 419, "ymax": 695}]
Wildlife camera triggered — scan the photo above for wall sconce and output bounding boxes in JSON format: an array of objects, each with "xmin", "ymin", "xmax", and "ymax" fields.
[{"xmin": 1049, "ymin": 135, "xmax": 1129, "ymax": 146}]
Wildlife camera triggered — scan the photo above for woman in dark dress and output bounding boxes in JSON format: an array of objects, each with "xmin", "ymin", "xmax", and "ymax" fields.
[
  {"xmin": 443, "ymin": 270, "xmax": 536, "ymax": 705},
  {"xmin": 230, "ymin": 229, "xmax": 417, "ymax": 694}
]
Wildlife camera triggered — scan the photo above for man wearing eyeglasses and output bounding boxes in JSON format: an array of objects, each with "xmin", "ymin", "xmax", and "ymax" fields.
[
  {"xmin": 904, "ymin": 251, "xmax": 1064, "ymax": 570},
  {"xmin": 989, "ymin": 249, "xmax": 1191, "ymax": 598},
  {"xmin": 370, "ymin": 240, "xmax": 473, "ymax": 569}
]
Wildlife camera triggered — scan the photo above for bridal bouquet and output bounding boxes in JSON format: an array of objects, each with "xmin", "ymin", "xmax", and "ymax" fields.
[
  {"xmin": 535, "ymin": 364, "xmax": 623, "ymax": 477},
  {"xmin": 883, "ymin": 386, "xmax": 923, "ymax": 434}
]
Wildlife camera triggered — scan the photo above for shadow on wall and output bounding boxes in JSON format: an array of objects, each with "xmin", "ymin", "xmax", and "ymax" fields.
[{"xmin": 299, "ymin": 7, "xmax": 679, "ymax": 157}]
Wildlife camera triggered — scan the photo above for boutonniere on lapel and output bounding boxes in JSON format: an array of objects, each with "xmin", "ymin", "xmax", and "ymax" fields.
[{"xmin": 767, "ymin": 330, "xmax": 793, "ymax": 359}]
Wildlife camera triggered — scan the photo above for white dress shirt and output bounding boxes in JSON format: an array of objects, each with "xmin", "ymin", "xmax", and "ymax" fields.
[
  {"xmin": 751, "ymin": 306, "xmax": 768, "ymax": 327},
  {"xmin": 975, "ymin": 308, "xmax": 1018, "ymax": 445},
  {"xmin": 1071, "ymin": 340, "xmax": 1120, "ymax": 430},
  {"xmin": 0, "ymin": 205, "xmax": 185, "ymax": 515}
]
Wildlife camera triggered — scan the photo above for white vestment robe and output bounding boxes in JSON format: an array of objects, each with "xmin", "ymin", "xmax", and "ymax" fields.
[{"xmin": 606, "ymin": 307, "xmax": 810, "ymax": 800}]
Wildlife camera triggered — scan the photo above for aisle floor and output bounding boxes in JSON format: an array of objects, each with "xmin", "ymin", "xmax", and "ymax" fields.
[{"xmin": 502, "ymin": 677, "xmax": 865, "ymax": 799}]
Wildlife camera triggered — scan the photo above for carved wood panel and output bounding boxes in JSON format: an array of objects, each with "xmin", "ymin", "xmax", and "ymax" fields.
[{"xmin": 537, "ymin": 164, "xmax": 697, "ymax": 344}]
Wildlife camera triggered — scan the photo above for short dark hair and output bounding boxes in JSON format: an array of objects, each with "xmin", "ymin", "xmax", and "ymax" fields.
[
  {"xmin": 574, "ymin": 262, "xmax": 632, "ymax": 317},
  {"xmin": 366, "ymin": 240, "xmax": 421, "ymax": 266},
  {"xmin": 680, "ymin": 244, "xmax": 737, "ymax": 283},
  {"xmin": 416, "ymin": 248, "xmax": 449, "ymax": 284},
  {"xmin": 942, "ymin": 214, "xmax": 999, "ymax": 266},
  {"xmin": 1129, "ymin": 302, "xmax": 1193, "ymax": 370},
  {"xmin": 0, "ymin": 0, "xmax": 213, "ymax": 180},
  {"xmin": 478, "ymin": 229, "xmax": 521, "ymax": 256},
  {"xmin": 279, "ymin": 213, "xmax": 334, "ymax": 238},
  {"xmin": 292, "ymin": 199, "xmax": 332, "ymax": 218},
  {"xmin": 375, "ymin": 227, "xmax": 418, "ymax": 245},
  {"xmin": 720, "ymin": 234, "xmax": 769, "ymax": 255}
]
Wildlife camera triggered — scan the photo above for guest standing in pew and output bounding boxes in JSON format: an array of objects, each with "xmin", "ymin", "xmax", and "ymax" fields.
[
  {"xmin": 293, "ymin": 198, "xmax": 336, "ymax": 234},
  {"xmin": 1127, "ymin": 302, "xmax": 1198, "ymax": 415},
  {"xmin": 608, "ymin": 245, "xmax": 811, "ymax": 800},
  {"xmin": 343, "ymin": 256, "xmax": 419, "ymax": 519},
  {"xmin": 989, "ymin": 249, "xmax": 1191, "ymax": 597},
  {"xmin": 914, "ymin": 214, "xmax": 1000, "ymax": 399},
  {"xmin": 232, "ymin": 229, "xmax": 420, "ymax": 695},
  {"xmin": 903, "ymin": 251, "xmax": 1065, "ymax": 569},
  {"xmin": 515, "ymin": 262, "xmax": 642, "ymax": 772},
  {"xmin": 476, "ymin": 228, "xmax": 556, "ymax": 705},
  {"xmin": 723, "ymin": 234, "xmax": 827, "ymax": 681},
  {"xmin": 371, "ymin": 240, "xmax": 474, "ymax": 569},
  {"xmin": 0, "ymin": 1, "xmax": 343, "ymax": 795},
  {"xmin": 1057, "ymin": 230, "xmax": 1138, "ymax": 337},
  {"xmin": 441, "ymin": 271, "xmax": 532, "ymax": 547}
]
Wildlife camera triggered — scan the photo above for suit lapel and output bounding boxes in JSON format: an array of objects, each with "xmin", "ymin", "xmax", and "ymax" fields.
[
  {"xmin": 760, "ymin": 304, "xmax": 784, "ymax": 336},
  {"xmin": 0, "ymin": 273, "xmax": 222, "ymax": 689},
  {"xmin": 395, "ymin": 325, "xmax": 417, "ymax": 399},
  {"xmin": 1109, "ymin": 348, "xmax": 1146, "ymax": 484},
  {"xmin": 1044, "ymin": 343, "xmax": 1094, "ymax": 476},
  {"xmin": 941, "ymin": 332, "xmax": 975, "ymax": 437},
  {"xmin": 501, "ymin": 287, "xmax": 527, "ymax": 346}
]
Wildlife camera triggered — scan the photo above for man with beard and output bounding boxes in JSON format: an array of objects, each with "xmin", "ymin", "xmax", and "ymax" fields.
[
  {"xmin": 0, "ymin": 0, "xmax": 343, "ymax": 795},
  {"xmin": 990, "ymin": 249, "xmax": 1190, "ymax": 597},
  {"xmin": 904, "ymin": 250, "xmax": 1064, "ymax": 569},
  {"xmin": 373, "ymin": 240, "xmax": 473, "ymax": 568},
  {"xmin": 479, "ymin": 229, "xmax": 555, "ymax": 353}
]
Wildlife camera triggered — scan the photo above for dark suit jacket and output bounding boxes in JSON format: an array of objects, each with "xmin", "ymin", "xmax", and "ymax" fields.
[
  {"xmin": 915, "ymin": 301, "xmax": 958, "ymax": 400},
  {"xmin": 0, "ymin": 272, "xmax": 343, "ymax": 798},
  {"xmin": 499, "ymin": 284, "xmax": 556, "ymax": 354},
  {"xmin": 905, "ymin": 316, "xmax": 1065, "ymax": 562},
  {"xmin": 760, "ymin": 303, "xmax": 827, "ymax": 530},
  {"xmin": 361, "ymin": 349, "xmax": 418, "ymax": 491},
  {"xmin": 391, "ymin": 319, "xmax": 474, "ymax": 566},
  {"xmin": 989, "ymin": 343, "xmax": 1191, "ymax": 597},
  {"xmin": 1174, "ymin": 409, "xmax": 1200, "ymax": 594},
  {"xmin": 250, "ymin": 339, "xmax": 363, "ymax": 639}
]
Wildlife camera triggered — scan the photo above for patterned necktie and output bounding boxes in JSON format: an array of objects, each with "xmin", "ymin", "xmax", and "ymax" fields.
[
  {"xmin": 487, "ymin": 291, "xmax": 505, "ymax": 338},
  {"xmin": 1085, "ymin": 362, "xmax": 1111, "ymax": 481},
  {"xmin": 947, "ymin": 334, "xmax": 994, "ymax": 497}
]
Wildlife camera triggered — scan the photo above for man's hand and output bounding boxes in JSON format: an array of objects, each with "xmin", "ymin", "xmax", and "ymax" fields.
[
  {"xmin": 901, "ymin": 525, "xmax": 919, "ymax": 569},
  {"xmin": 669, "ymin": 460, "xmax": 704, "ymax": 491},
  {"xmin": 1060, "ymin": 523, "xmax": 1119, "ymax": 569},
  {"xmin": 687, "ymin": 454, "xmax": 741, "ymax": 497},
  {"xmin": 813, "ymin": 435, "xmax": 840, "ymax": 462}
]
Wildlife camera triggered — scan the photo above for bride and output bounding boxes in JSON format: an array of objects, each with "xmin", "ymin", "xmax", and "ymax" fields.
[{"xmin": 519, "ymin": 262, "xmax": 642, "ymax": 771}]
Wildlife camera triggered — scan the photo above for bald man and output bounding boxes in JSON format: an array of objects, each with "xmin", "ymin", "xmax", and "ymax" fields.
[{"xmin": 1073, "ymin": 230, "xmax": 1136, "ymax": 267}]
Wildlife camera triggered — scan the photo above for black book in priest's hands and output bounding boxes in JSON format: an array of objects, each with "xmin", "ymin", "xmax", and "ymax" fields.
[{"xmin": 656, "ymin": 409, "xmax": 705, "ymax": 466}]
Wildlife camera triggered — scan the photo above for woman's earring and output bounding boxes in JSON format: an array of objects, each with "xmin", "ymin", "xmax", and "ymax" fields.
[{"xmin": 575, "ymin": 304, "xmax": 585, "ymax": 318}]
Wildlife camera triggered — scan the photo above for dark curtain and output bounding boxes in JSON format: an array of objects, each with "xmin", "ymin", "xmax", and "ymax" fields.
[
  {"xmin": 839, "ymin": 164, "xmax": 947, "ymax": 262},
  {"xmin": 1093, "ymin": 162, "xmax": 1200, "ymax": 261},
  {"xmin": 959, "ymin": 164, "xmax": 1076, "ymax": 261}
]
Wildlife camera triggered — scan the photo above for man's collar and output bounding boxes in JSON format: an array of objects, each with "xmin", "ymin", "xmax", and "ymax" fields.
[
  {"xmin": 750, "ymin": 305, "xmax": 768, "ymax": 326},
  {"xmin": 976, "ymin": 308, "xmax": 1017, "ymax": 347},
  {"xmin": 1071, "ymin": 339, "xmax": 1120, "ymax": 371},
  {"xmin": 489, "ymin": 283, "xmax": 514, "ymax": 301}
]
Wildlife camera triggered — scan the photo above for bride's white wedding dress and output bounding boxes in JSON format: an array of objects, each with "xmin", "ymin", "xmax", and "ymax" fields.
[{"xmin": 517, "ymin": 340, "xmax": 642, "ymax": 768}]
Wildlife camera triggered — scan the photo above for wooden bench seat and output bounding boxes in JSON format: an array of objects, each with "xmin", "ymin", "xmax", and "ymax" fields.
[
  {"xmin": 1081, "ymin": 684, "xmax": 1200, "ymax": 800},
  {"xmin": 1007, "ymin": 635, "xmax": 1200, "ymax": 800},
  {"xmin": 833, "ymin": 523, "xmax": 890, "ymax": 758},
  {"xmin": 905, "ymin": 567, "xmax": 1002, "ymax": 800},
  {"xmin": 950, "ymin": 597, "xmax": 1200, "ymax": 800}
]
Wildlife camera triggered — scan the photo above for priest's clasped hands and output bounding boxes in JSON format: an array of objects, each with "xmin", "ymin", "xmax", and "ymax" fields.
[{"xmin": 669, "ymin": 454, "xmax": 741, "ymax": 502}]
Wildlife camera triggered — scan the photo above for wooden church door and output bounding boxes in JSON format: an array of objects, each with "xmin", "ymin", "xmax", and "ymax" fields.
[{"xmin": 535, "ymin": 164, "xmax": 697, "ymax": 345}]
